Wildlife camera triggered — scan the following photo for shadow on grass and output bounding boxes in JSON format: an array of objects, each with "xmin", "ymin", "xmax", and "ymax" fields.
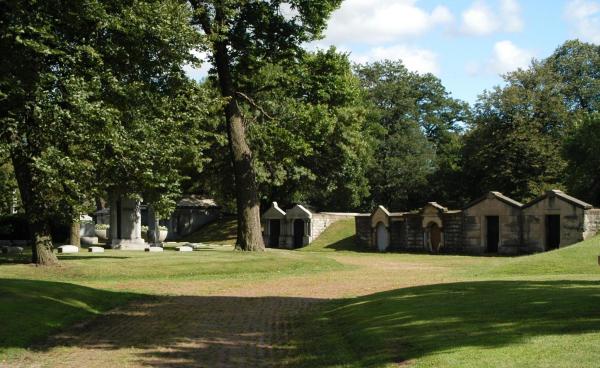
[
  {"xmin": 291, "ymin": 279, "xmax": 600, "ymax": 367},
  {"xmin": 57, "ymin": 255, "xmax": 131, "ymax": 260},
  {"xmin": 0, "ymin": 279, "xmax": 140, "ymax": 351},
  {"xmin": 4, "ymin": 279, "xmax": 600, "ymax": 367}
]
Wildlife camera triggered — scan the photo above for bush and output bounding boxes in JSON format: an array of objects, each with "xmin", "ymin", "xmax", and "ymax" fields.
[{"xmin": 95, "ymin": 223, "xmax": 109, "ymax": 230}]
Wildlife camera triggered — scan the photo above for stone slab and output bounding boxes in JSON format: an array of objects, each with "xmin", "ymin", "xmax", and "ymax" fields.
[
  {"xmin": 176, "ymin": 246, "xmax": 193, "ymax": 252},
  {"xmin": 88, "ymin": 246, "xmax": 105, "ymax": 253},
  {"xmin": 145, "ymin": 246, "xmax": 164, "ymax": 252},
  {"xmin": 81, "ymin": 236, "xmax": 99, "ymax": 245},
  {"xmin": 57, "ymin": 245, "xmax": 79, "ymax": 254}
]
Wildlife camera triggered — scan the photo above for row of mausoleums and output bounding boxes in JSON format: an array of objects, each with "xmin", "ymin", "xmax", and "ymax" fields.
[
  {"xmin": 261, "ymin": 202, "xmax": 356, "ymax": 248},
  {"xmin": 356, "ymin": 190, "xmax": 600, "ymax": 254}
]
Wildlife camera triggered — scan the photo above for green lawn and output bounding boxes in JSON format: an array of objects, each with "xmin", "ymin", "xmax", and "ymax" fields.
[
  {"xmin": 0, "ymin": 246, "xmax": 344, "ymax": 359},
  {"xmin": 2, "ymin": 219, "xmax": 600, "ymax": 367},
  {"xmin": 290, "ymin": 236, "xmax": 600, "ymax": 367}
]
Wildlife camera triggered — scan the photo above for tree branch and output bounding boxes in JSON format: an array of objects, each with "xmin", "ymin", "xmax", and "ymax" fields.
[{"xmin": 235, "ymin": 91, "xmax": 274, "ymax": 120}]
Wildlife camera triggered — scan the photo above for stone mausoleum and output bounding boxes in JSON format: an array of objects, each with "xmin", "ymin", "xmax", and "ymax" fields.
[
  {"xmin": 356, "ymin": 190, "xmax": 600, "ymax": 254},
  {"xmin": 261, "ymin": 202, "xmax": 356, "ymax": 249}
]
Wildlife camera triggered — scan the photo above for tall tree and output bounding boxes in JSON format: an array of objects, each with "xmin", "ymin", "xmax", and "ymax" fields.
[
  {"xmin": 355, "ymin": 60, "xmax": 468, "ymax": 210},
  {"xmin": 189, "ymin": 1, "xmax": 342, "ymax": 250},
  {"xmin": 0, "ymin": 0, "xmax": 203, "ymax": 264},
  {"xmin": 563, "ymin": 112, "xmax": 600, "ymax": 205},
  {"xmin": 464, "ymin": 40, "xmax": 600, "ymax": 202}
]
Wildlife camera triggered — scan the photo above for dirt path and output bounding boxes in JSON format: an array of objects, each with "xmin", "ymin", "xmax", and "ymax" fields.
[{"xmin": 8, "ymin": 254, "xmax": 456, "ymax": 368}]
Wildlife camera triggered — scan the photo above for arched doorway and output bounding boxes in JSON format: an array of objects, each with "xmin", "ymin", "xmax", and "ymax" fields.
[
  {"xmin": 376, "ymin": 222, "xmax": 389, "ymax": 252},
  {"xmin": 428, "ymin": 223, "xmax": 441, "ymax": 252},
  {"xmin": 293, "ymin": 219, "xmax": 304, "ymax": 248},
  {"xmin": 269, "ymin": 219, "xmax": 280, "ymax": 247}
]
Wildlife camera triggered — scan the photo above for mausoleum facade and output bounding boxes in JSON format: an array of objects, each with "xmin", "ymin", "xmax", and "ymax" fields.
[{"xmin": 356, "ymin": 190, "xmax": 600, "ymax": 254}]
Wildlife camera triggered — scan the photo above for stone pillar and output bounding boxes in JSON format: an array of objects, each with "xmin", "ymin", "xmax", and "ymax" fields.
[{"xmin": 109, "ymin": 196, "xmax": 146, "ymax": 250}]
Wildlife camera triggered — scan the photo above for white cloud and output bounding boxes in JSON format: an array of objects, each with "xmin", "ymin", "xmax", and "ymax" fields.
[
  {"xmin": 501, "ymin": 0, "xmax": 524, "ymax": 32},
  {"xmin": 488, "ymin": 40, "xmax": 533, "ymax": 74},
  {"xmin": 351, "ymin": 45, "xmax": 440, "ymax": 75},
  {"xmin": 565, "ymin": 0, "xmax": 600, "ymax": 43},
  {"xmin": 460, "ymin": 0, "xmax": 523, "ymax": 35},
  {"xmin": 466, "ymin": 40, "xmax": 533, "ymax": 76},
  {"xmin": 323, "ymin": 0, "xmax": 454, "ymax": 44}
]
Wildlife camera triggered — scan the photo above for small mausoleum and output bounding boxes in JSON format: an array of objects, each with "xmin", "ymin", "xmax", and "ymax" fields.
[
  {"xmin": 356, "ymin": 190, "xmax": 600, "ymax": 255},
  {"xmin": 462, "ymin": 191, "xmax": 523, "ymax": 254},
  {"xmin": 108, "ymin": 196, "xmax": 146, "ymax": 250},
  {"xmin": 522, "ymin": 190, "xmax": 600, "ymax": 252},
  {"xmin": 261, "ymin": 202, "xmax": 356, "ymax": 249}
]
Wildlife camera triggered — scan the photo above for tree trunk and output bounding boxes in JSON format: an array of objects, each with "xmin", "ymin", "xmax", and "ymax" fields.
[
  {"xmin": 11, "ymin": 152, "xmax": 59, "ymax": 265},
  {"xmin": 31, "ymin": 220, "xmax": 59, "ymax": 266},
  {"xmin": 70, "ymin": 220, "xmax": 80, "ymax": 246},
  {"xmin": 211, "ymin": 24, "xmax": 264, "ymax": 251}
]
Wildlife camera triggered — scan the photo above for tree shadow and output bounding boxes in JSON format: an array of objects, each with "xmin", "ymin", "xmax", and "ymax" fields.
[
  {"xmin": 57, "ymin": 255, "xmax": 132, "ymax": 260},
  {"xmin": 292, "ymin": 279, "xmax": 600, "ymax": 367},
  {"xmin": 4, "ymin": 279, "xmax": 600, "ymax": 367},
  {"xmin": 321, "ymin": 235, "xmax": 369, "ymax": 252}
]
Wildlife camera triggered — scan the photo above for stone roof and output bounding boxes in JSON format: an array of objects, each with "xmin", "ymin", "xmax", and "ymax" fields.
[
  {"xmin": 523, "ymin": 189, "xmax": 593, "ymax": 210},
  {"xmin": 424, "ymin": 202, "xmax": 448, "ymax": 212},
  {"xmin": 464, "ymin": 191, "xmax": 523, "ymax": 210}
]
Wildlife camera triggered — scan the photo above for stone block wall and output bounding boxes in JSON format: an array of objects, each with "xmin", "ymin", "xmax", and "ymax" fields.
[
  {"xmin": 584, "ymin": 209, "xmax": 600, "ymax": 239},
  {"xmin": 389, "ymin": 219, "xmax": 406, "ymax": 250},
  {"xmin": 442, "ymin": 212, "xmax": 463, "ymax": 252},
  {"xmin": 355, "ymin": 216, "xmax": 371, "ymax": 248},
  {"xmin": 405, "ymin": 214, "xmax": 424, "ymax": 251}
]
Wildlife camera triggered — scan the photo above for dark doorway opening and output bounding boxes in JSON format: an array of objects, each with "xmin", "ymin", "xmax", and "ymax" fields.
[
  {"xmin": 486, "ymin": 216, "xmax": 499, "ymax": 253},
  {"xmin": 429, "ymin": 223, "xmax": 441, "ymax": 253},
  {"xmin": 546, "ymin": 215, "xmax": 561, "ymax": 250},
  {"xmin": 116, "ymin": 199, "xmax": 122, "ymax": 239},
  {"xmin": 293, "ymin": 219, "xmax": 304, "ymax": 248},
  {"xmin": 269, "ymin": 219, "xmax": 280, "ymax": 248}
]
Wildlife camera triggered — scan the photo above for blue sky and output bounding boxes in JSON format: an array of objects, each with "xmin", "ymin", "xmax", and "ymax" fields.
[
  {"xmin": 310, "ymin": 0, "xmax": 600, "ymax": 105},
  {"xmin": 186, "ymin": 0, "xmax": 600, "ymax": 105}
]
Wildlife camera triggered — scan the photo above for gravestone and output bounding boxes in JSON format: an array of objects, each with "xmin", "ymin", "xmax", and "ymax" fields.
[{"xmin": 57, "ymin": 245, "xmax": 79, "ymax": 254}]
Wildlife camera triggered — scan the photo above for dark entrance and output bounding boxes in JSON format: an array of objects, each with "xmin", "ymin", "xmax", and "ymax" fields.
[
  {"xmin": 429, "ymin": 223, "xmax": 441, "ymax": 253},
  {"xmin": 269, "ymin": 219, "xmax": 280, "ymax": 247},
  {"xmin": 546, "ymin": 215, "xmax": 561, "ymax": 250},
  {"xmin": 486, "ymin": 216, "xmax": 499, "ymax": 253},
  {"xmin": 293, "ymin": 219, "xmax": 304, "ymax": 248}
]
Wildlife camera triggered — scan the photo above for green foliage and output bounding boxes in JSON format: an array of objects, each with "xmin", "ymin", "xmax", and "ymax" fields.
[
  {"xmin": 463, "ymin": 40, "xmax": 600, "ymax": 202},
  {"xmin": 249, "ymin": 49, "xmax": 372, "ymax": 210},
  {"xmin": 563, "ymin": 112, "xmax": 600, "ymax": 205},
  {"xmin": 356, "ymin": 60, "xmax": 468, "ymax": 209},
  {"xmin": 0, "ymin": 161, "xmax": 18, "ymax": 215},
  {"xmin": 0, "ymin": 0, "xmax": 215, "ymax": 232}
]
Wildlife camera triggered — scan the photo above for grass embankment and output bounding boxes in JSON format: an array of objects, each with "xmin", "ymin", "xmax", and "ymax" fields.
[
  {"xmin": 292, "ymin": 236, "xmax": 600, "ymax": 367},
  {"xmin": 300, "ymin": 219, "xmax": 360, "ymax": 252},
  {"xmin": 180, "ymin": 216, "xmax": 238, "ymax": 245}
]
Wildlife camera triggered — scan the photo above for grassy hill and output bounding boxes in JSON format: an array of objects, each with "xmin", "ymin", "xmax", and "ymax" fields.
[
  {"xmin": 300, "ymin": 219, "xmax": 360, "ymax": 252},
  {"xmin": 291, "ymin": 236, "xmax": 600, "ymax": 367}
]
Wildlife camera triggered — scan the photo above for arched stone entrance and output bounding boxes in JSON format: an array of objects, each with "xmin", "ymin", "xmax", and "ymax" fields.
[
  {"xmin": 376, "ymin": 222, "xmax": 389, "ymax": 252},
  {"xmin": 428, "ymin": 223, "xmax": 441, "ymax": 252}
]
